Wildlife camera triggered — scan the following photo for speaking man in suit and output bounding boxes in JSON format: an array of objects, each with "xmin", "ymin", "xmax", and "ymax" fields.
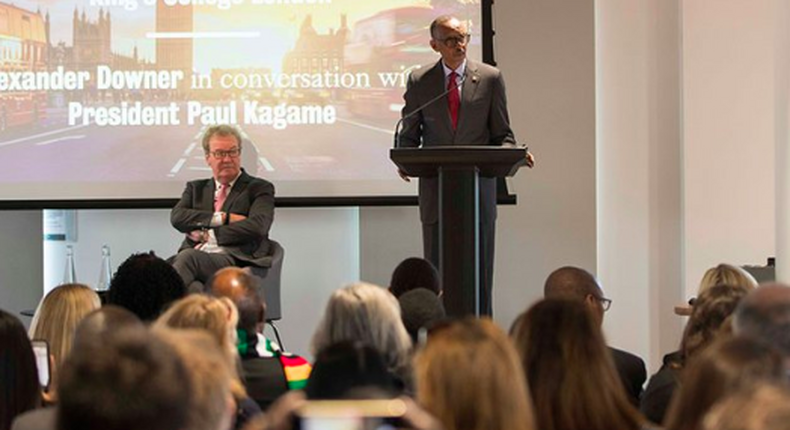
[
  {"xmin": 170, "ymin": 124, "xmax": 275, "ymax": 292},
  {"xmin": 397, "ymin": 15, "xmax": 534, "ymax": 316}
]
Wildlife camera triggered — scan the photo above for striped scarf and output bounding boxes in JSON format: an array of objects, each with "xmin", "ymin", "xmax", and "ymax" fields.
[{"xmin": 237, "ymin": 329, "xmax": 311, "ymax": 390}]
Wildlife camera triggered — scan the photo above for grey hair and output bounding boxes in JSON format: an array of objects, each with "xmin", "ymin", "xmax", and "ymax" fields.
[
  {"xmin": 201, "ymin": 124, "xmax": 242, "ymax": 154},
  {"xmin": 311, "ymin": 282, "xmax": 412, "ymax": 372},
  {"xmin": 734, "ymin": 300, "xmax": 790, "ymax": 356}
]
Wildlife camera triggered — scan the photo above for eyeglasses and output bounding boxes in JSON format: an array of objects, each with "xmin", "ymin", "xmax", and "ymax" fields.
[
  {"xmin": 596, "ymin": 296, "xmax": 613, "ymax": 312},
  {"xmin": 438, "ymin": 33, "xmax": 471, "ymax": 48},
  {"xmin": 208, "ymin": 148, "xmax": 241, "ymax": 159}
]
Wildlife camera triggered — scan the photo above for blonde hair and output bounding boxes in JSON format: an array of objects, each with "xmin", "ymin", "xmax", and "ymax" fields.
[
  {"xmin": 28, "ymin": 284, "xmax": 100, "ymax": 372},
  {"xmin": 154, "ymin": 294, "xmax": 245, "ymax": 398},
  {"xmin": 311, "ymin": 282, "xmax": 412, "ymax": 372},
  {"xmin": 698, "ymin": 264, "xmax": 758, "ymax": 295},
  {"xmin": 415, "ymin": 318, "xmax": 535, "ymax": 430}
]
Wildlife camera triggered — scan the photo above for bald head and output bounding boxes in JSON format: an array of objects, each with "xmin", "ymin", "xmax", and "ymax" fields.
[
  {"xmin": 544, "ymin": 266, "xmax": 601, "ymax": 300},
  {"xmin": 734, "ymin": 283, "xmax": 790, "ymax": 356},
  {"xmin": 208, "ymin": 267, "xmax": 265, "ymax": 332}
]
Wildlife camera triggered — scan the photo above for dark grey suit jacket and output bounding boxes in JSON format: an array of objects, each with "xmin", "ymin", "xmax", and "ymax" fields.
[
  {"xmin": 171, "ymin": 169, "xmax": 275, "ymax": 268},
  {"xmin": 399, "ymin": 59, "xmax": 517, "ymax": 224}
]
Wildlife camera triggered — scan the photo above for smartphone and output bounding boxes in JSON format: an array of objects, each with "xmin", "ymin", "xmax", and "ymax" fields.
[
  {"xmin": 31, "ymin": 339, "xmax": 50, "ymax": 390},
  {"xmin": 294, "ymin": 399, "xmax": 408, "ymax": 430}
]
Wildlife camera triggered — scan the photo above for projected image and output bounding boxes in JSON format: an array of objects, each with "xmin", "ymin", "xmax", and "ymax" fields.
[{"xmin": 0, "ymin": 0, "xmax": 481, "ymax": 201}]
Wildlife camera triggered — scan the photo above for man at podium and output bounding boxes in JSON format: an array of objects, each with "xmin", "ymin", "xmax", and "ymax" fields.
[{"xmin": 397, "ymin": 15, "xmax": 534, "ymax": 316}]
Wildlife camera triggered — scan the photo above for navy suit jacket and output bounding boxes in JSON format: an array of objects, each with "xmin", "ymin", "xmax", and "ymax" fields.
[{"xmin": 171, "ymin": 170, "xmax": 275, "ymax": 267}]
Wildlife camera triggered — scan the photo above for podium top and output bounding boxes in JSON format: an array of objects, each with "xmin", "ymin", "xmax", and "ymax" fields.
[{"xmin": 390, "ymin": 146, "xmax": 528, "ymax": 178}]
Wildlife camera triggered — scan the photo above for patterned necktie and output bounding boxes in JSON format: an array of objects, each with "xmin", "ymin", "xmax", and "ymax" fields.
[
  {"xmin": 214, "ymin": 184, "xmax": 228, "ymax": 212},
  {"xmin": 448, "ymin": 71, "xmax": 460, "ymax": 130}
]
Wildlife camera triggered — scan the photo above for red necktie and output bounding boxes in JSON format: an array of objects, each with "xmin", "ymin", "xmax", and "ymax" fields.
[
  {"xmin": 448, "ymin": 71, "xmax": 460, "ymax": 130},
  {"xmin": 214, "ymin": 184, "xmax": 228, "ymax": 212}
]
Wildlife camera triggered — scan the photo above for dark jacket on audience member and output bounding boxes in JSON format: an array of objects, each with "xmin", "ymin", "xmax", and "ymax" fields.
[
  {"xmin": 640, "ymin": 351, "xmax": 682, "ymax": 425},
  {"xmin": 610, "ymin": 347, "xmax": 648, "ymax": 406}
]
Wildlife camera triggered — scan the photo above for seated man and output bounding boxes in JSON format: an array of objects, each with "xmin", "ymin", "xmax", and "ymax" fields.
[
  {"xmin": 171, "ymin": 124, "xmax": 275, "ymax": 292},
  {"xmin": 544, "ymin": 266, "xmax": 647, "ymax": 406},
  {"xmin": 209, "ymin": 267, "xmax": 311, "ymax": 410}
]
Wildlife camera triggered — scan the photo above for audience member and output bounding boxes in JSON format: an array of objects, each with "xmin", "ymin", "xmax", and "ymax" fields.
[
  {"xmin": 641, "ymin": 284, "xmax": 749, "ymax": 425},
  {"xmin": 28, "ymin": 283, "xmax": 100, "ymax": 394},
  {"xmin": 209, "ymin": 267, "xmax": 311, "ymax": 410},
  {"xmin": 676, "ymin": 264, "xmax": 758, "ymax": 316},
  {"xmin": 543, "ymin": 266, "xmax": 646, "ymax": 405},
  {"xmin": 0, "ymin": 310, "xmax": 40, "ymax": 430},
  {"xmin": 311, "ymin": 282, "xmax": 413, "ymax": 392},
  {"xmin": 56, "ymin": 326, "xmax": 190, "ymax": 430},
  {"xmin": 733, "ymin": 283, "xmax": 790, "ymax": 360},
  {"xmin": 664, "ymin": 337, "xmax": 784, "ymax": 430},
  {"xmin": 107, "ymin": 252, "xmax": 186, "ymax": 321},
  {"xmin": 305, "ymin": 341, "xmax": 396, "ymax": 400},
  {"xmin": 511, "ymin": 299, "xmax": 644, "ymax": 430},
  {"xmin": 398, "ymin": 288, "xmax": 446, "ymax": 344},
  {"xmin": 156, "ymin": 328, "xmax": 236, "ymax": 430},
  {"xmin": 389, "ymin": 257, "xmax": 441, "ymax": 298},
  {"xmin": 154, "ymin": 294, "xmax": 261, "ymax": 428},
  {"xmin": 70, "ymin": 306, "xmax": 143, "ymax": 350},
  {"xmin": 414, "ymin": 317, "xmax": 535, "ymax": 430},
  {"xmin": 702, "ymin": 383, "xmax": 790, "ymax": 430},
  {"xmin": 12, "ymin": 306, "xmax": 143, "ymax": 430}
]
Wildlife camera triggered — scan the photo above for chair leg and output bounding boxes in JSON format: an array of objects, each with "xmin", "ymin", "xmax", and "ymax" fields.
[{"xmin": 267, "ymin": 320, "xmax": 285, "ymax": 351}]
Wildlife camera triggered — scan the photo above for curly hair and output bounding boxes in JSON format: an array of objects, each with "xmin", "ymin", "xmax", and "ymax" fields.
[{"xmin": 108, "ymin": 252, "xmax": 186, "ymax": 321}]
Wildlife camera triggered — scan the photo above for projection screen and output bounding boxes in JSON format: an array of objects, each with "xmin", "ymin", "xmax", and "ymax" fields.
[{"xmin": 0, "ymin": 0, "xmax": 486, "ymax": 206}]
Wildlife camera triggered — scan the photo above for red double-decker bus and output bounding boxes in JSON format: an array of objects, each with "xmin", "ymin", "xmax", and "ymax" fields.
[
  {"xmin": 0, "ymin": 2, "xmax": 47, "ymax": 132},
  {"xmin": 344, "ymin": 6, "xmax": 437, "ymax": 119}
]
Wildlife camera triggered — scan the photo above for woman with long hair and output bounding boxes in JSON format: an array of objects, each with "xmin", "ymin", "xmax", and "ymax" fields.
[
  {"xmin": 28, "ymin": 283, "xmax": 100, "ymax": 392},
  {"xmin": 641, "ymin": 284, "xmax": 749, "ymax": 424},
  {"xmin": 510, "ymin": 299, "xmax": 645, "ymax": 430},
  {"xmin": 414, "ymin": 317, "xmax": 534, "ymax": 430},
  {"xmin": 0, "ymin": 309, "xmax": 40, "ymax": 430}
]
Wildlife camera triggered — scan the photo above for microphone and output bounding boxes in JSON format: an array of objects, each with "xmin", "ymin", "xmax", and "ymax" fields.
[{"xmin": 393, "ymin": 73, "xmax": 471, "ymax": 148}]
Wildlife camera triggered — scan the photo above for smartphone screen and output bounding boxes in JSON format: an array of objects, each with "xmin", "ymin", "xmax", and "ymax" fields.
[
  {"xmin": 31, "ymin": 340, "xmax": 50, "ymax": 390},
  {"xmin": 295, "ymin": 400, "xmax": 406, "ymax": 430}
]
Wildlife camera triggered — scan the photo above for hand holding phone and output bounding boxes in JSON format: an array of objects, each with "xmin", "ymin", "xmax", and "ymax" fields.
[{"xmin": 31, "ymin": 339, "xmax": 51, "ymax": 390}]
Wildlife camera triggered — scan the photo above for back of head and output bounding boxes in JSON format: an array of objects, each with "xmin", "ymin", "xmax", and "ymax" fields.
[
  {"xmin": 154, "ymin": 294, "xmax": 238, "ymax": 359},
  {"xmin": 510, "ymin": 299, "xmax": 641, "ymax": 430},
  {"xmin": 698, "ymin": 264, "xmax": 758, "ymax": 295},
  {"xmin": 733, "ymin": 283, "xmax": 790, "ymax": 357},
  {"xmin": 28, "ymin": 283, "xmax": 101, "ymax": 370},
  {"xmin": 544, "ymin": 266, "xmax": 600, "ymax": 301},
  {"xmin": 665, "ymin": 336, "xmax": 784, "ymax": 430},
  {"xmin": 311, "ymin": 282, "xmax": 412, "ymax": 372},
  {"xmin": 209, "ymin": 267, "xmax": 264, "ymax": 333},
  {"xmin": 72, "ymin": 305, "xmax": 143, "ymax": 350},
  {"xmin": 398, "ymin": 288, "xmax": 446, "ymax": 343},
  {"xmin": 156, "ymin": 328, "xmax": 235, "ymax": 430},
  {"xmin": 56, "ymin": 326, "xmax": 190, "ymax": 430},
  {"xmin": 389, "ymin": 257, "xmax": 441, "ymax": 298},
  {"xmin": 682, "ymin": 284, "xmax": 750, "ymax": 362},
  {"xmin": 0, "ymin": 309, "xmax": 39, "ymax": 430},
  {"xmin": 415, "ymin": 317, "xmax": 535, "ymax": 430},
  {"xmin": 305, "ymin": 341, "xmax": 395, "ymax": 400},
  {"xmin": 702, "ymin": 383, "xmax": 790, "ymax": 430},
  {"xmin": 108, "ymin": 252, "xmax": 186, "ymax": 321}
]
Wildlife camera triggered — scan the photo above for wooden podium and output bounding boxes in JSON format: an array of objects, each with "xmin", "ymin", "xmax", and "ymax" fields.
[{"xmin": 390, "ymin": 146, "xmax": 528, "ymax": 316}]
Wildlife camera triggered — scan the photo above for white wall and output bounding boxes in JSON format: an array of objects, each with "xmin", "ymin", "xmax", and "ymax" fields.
[
  {"xmin": 681, "ymin": 0, "xmax": 778, "ymax": 296},
  {"xmin": 596, "ymin": 0, "xmax": 684, "ymax": 369}
]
